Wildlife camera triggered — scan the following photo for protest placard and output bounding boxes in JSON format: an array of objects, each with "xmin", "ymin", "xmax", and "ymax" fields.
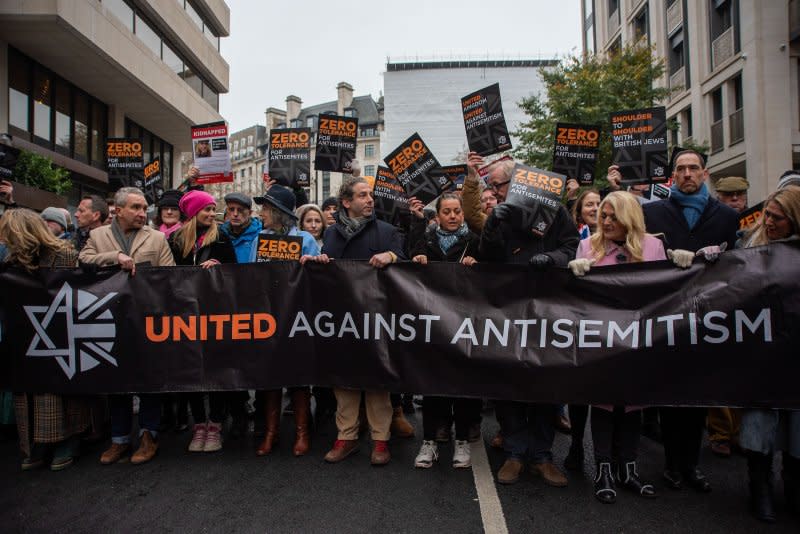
[
  {"xmin": 505, "ymin": 163, "xmax": 566, "ymax": 236},
  {"xmin": 461, "ymin": 83, "xmax": 512, "ymax": 156},
  {"xmin": 191, "ymin": 122, "xmax": 232, "ymax": 184},
  {"xmin": 373, "ymin": 166, "xmax": 410, "ymax": 224},
  {"xmin": 314, "ymin": 113, "xmax": 358, "ymax": 173},
  {"xmin": 269, "ymin": 127, "xmax": 311, "ymax": 187},
  {"xmin": 383, "ymin": 133, "xmax": 447, "ymax": 205},
  {"xmin": 255, "ymin": 234, "xmax": 304, "ymax": 262},
  {"xmin": 739, "ymin": 201, "xmax": 765, "ymax": 233},
  {"xmin": 552, "ymin": 123, "xmax": 601, "ymax": 185},
  {"xmin": 106, "ymin": 137, "xmax": 143, "ymax": 174},
  {"xmin": 439, "ymin": 164, "xmax": 468, "ymax": 192},
  {"xmin": 610, "ymin": 106, "xmax": 668, "ymax": 185}
]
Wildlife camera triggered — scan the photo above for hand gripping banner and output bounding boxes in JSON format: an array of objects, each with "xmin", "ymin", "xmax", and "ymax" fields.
[{"xmin": 1, "ymin": 242, "xmax": 799, "ymax": 406}]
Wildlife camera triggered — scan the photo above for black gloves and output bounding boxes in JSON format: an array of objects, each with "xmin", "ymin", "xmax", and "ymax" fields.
[
  {"xmin": 486, "ymin": 203, "xmax": 520, "ymax": 230},
  {"xmin": 529, "ymin": 253, "xmax": 554, "ymax": 270}
]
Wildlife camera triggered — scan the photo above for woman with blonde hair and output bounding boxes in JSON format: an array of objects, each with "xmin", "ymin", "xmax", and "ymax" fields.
[
  {"xmin": 568, "ymin": 191, "xmax": 668, "ymax": 504},
  {"xmin": 0, "ymin": 208, "xmax": 91, "ymax": 471},
  {"xmin": 169, "ymin": 190, "xmax": 237, "ymax": 453},
  {"xmin": 739, "ymin": 185, "xmax": 800, "ymax": 523}
]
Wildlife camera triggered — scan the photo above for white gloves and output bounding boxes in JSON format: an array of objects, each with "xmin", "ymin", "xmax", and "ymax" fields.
[
  {"xmin": 568, "ymin": 258, "xmax": 596, "ymax": 276},
  {"xmin": 667, "ymin": 249, "xmax": 694, "ymax": 269},
  {"xmin": 696, "ymin": 242, "xmax": 728, "ymax": 262}
]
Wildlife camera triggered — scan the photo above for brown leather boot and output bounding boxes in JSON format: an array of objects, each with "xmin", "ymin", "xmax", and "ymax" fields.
[
  {"xmin": 292, "ymin": 389, "xmax": 311, "ymax": 456},
  {"xmin": 391, "ymin": 406, "xmax": 415, "ymax": 438},
  {"xmin": 256, "ymin": 390, "xmax": 281, "ymax": 456}
]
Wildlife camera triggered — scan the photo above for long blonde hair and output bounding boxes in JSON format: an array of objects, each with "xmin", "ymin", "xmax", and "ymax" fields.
[
  {"xmin": 589, "ymin": 191, "xmax": 647, "ymax": 262},
  {"xmin": 744, "ymin": 186, "xmax": 800, "ymax": 247},
  {"xmin": 0, "ymin": 208, "xmax": 75, "ymax": 271},
  {"xmin": 172, "ymin": 213, "xmax": 219, "ymax": 259}
]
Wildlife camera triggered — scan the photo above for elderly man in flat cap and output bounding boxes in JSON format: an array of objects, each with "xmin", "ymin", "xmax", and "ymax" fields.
[{"xmin": 714, "ymin": 176, "xmax": 749, "ymax": 214}]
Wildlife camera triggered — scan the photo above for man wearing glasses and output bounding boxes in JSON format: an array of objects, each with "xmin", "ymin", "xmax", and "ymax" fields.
[{"xmin": 462, "ymin": 152, "xmax": 513, "ymax": 233}]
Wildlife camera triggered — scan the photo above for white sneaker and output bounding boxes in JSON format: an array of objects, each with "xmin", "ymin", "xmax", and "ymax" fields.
[
  {"xmin": 453, "ymin": 440, "xmax": 471, "ymax": 468},
  {"xmin": 414, "ymin": 440, "xmax": 439, "ymax": 468}
]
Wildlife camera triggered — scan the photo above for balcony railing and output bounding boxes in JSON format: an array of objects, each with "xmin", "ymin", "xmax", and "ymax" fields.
[
  {"xmin": 712, "ymin": 27, "xmax": 735, "ymax": 69},
  {"xmin": 729, "ymin": 108, "xmax": 744, "ymax": 144},
  {"xmin": 710, "ymin": 120, "xmax": 724, "ymax": 153},
  {"xmin": 667, "ymin": 0, "xmax": 682, "ymax": 35},
  {"xmin": 669, "ymin": 66, "xmax": 686, "ymax": 92},
  {"xmin": 609, "ymin": 10, "xmax": 620, "ymax": 36}
]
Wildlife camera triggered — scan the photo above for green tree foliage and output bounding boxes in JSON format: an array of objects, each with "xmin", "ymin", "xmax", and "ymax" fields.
[
  {"xmin": 13, "ymin": 150, "xmax": 72, "ymax": 195},
  {"xmin": 513, "ymin": 45, "xmax": 675, "ymax": 190}
]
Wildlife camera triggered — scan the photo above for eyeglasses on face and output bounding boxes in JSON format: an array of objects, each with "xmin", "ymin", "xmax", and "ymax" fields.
[{"xmin": 488, "ymin": 179, "xmax": 511, "ymax": 191}]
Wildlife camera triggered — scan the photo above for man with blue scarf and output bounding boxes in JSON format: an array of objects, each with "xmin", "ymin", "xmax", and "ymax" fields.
[{"xmin": 642, "ymin": 149, "xmax": 738, "ymax": 494}]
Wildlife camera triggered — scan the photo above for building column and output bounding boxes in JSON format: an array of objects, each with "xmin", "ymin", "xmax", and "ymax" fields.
[{"xmin": 0, "ymin": 40, "xmax": 9, "ymax": 135}]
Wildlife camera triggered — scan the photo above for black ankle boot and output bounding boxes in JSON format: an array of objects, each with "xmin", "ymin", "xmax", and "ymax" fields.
[
  {"xmin": 594, "ymin": 462, "xmax": 616, "ymax": 504},
  {"xmin": 747, "ymin": 451, "xmax": 776, "ymax": 523},
  {"xmin": 783, "ymin": 453, "xmax": 800, "ymax": 516},
  {"xmin": 565, "ymin": 442, "xmax": 584, "ymax": 471},
  {"xmin": 618, "ymin": 461, "xmax": 657, "ymax": 498}
]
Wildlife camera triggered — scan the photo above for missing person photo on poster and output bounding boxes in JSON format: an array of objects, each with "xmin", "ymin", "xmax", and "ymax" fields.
[{"xmin": 191, "ymin": 122, "xmax": 233, "ymax": 184}]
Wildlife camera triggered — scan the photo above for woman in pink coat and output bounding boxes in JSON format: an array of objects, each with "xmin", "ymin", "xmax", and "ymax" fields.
[{"xmin": 568, "ymin": 191, "xmax": 666, "ymax": 504}]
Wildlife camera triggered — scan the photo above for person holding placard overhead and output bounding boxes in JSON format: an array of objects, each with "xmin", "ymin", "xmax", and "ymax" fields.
[{"xmin": 478, "ymin": 157, "xmax": 579, "ymax": 488}]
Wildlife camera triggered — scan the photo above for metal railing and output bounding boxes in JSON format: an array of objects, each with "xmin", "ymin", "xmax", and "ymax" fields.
[
  {"xmin": 712, "ymin": 27, "xmax": 735, "ymax": 70},
  {"xmin": 667, "ymin": 0, "xmax": 682, "ymax": 35},
  {"xmin": 729, "ymin": 108, "xmax": 744, "ymax": 144},
  {"xmin": 669, "ymin": 66, "xmax": 686, "ymax": 91},
  {"xmin": 710, "ymin": 120, "xmax": 724, "ymax": 153}
]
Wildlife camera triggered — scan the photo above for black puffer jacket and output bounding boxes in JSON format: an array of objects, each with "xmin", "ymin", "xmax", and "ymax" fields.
[
  {"xmin": 169, "ymin": 229, "xmax": 237, "ymax": 266},
  {"xmin": 479, "ymin": 204, "xmax": 579, "ymax": 266}
]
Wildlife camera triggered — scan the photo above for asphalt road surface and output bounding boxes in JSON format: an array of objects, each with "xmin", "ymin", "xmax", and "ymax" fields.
[{"xmin": 1, "ymin": 403, "xmax": 797, "ymax": 533}]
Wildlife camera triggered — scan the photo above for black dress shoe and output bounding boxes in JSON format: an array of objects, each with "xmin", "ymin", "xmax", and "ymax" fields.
[
  {"xmin": 663, "ymin": 469, "xmax": 683, "ymax": 490},
  {"xmin": 684, "ymin": 467, "xmax": 712, "ymax": 493},
  {"xmin": 619, "ymin": 462, "xmax": 657, "ymax": 498}
]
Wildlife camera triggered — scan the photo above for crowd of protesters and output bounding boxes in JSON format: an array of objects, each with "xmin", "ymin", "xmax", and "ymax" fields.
[{"xmin": 1, "ymin": 151, "xmax": 800, "ymax": 525}]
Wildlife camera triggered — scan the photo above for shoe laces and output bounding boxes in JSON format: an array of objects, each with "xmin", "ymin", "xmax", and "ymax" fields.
[
  {"xmin": 373, "ymin": 440, "xmax": 389, "ymax": 452},
  {"xmin": 420, "ymin": 440, "xmax": 437, "ymax": 455}
]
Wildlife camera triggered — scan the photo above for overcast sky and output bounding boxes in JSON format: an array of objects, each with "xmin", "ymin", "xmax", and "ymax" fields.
[{"xmin": 219, "ymin": 1, "xmax": 582, "ymax": 133}]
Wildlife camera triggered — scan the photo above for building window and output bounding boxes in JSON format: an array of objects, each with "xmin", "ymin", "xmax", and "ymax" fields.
[
  {"xmin": 633, "ymin": 6, "xmax": 649, "ymax": 43},
  {"xmin": 710, "ymin": 88, "xmax": 724, "ymax": 153},
  {"xmin": 8, "ymin": 49, "xmax": 30, "ymax": 131},
  {"xmin": 669, "ymin": 31, "xmax": 685, "ymax": 74},
  {"xmin": 290, "ymin": 119, "xmax": 302, "ymax": 128},
  {"xmin": 54, "ymin": 79, "xmax": 71, "ymax": 154},
  {"xmin": 249, "ymin": 167, "xmax": 253, "ymax": 177},
  {"xmin": 162, "ymin": 43, "xmax": 183, "ymax": 75},
  {"xmin": 363, "ymin": 165, "xmax": 375, "ymax": 177},
  {"xmin": 306, "ymin": 116, "xmax": 315, "ymax": 128},
  {"xmin": 233, "ymin": 140, "xmax": 239, "ymax": 150},
  {"xmin": 729, "ymin": 74, "xmax": 744, "ymax": 144},
  {"xmin": 364, "ymin": 144, "xmax": 375, "ymax": 157},
  {"xmin": 33, "ymin": 66, "xmax": 52, "ymax": 144},
  {"xmin": 608, "ymin": 36, "xmax": 622, "ymax": 56},
  {"xmin": 709, "ymin": 0, "xmax": 740, "ymax": 68},
  {"xmin": 241, "ymin": 169, "xmax": 246, "ymax": 178},
  {"xmin": 343, "ymin": 108, "xmax": 356, "ymax": 118},
  {"xmin": 135, "ymin": 14, "xmax": 162, "ymax": 58},
  {"xmin": 361, "ymin": 127, "xmax": 377, "ymax": 137},
  {"xmin": 248, "ymin": 135, "xmax": 253, "ymax": 145},
  {"xmin": 125, "ymin": 118, "xmax": 173, "ymax": 185}
]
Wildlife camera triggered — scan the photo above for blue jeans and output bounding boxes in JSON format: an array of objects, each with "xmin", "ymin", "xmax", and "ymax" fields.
[
  {"xmin": 740, "ymin": 409, "xmax": 800, "ymax": 457},
  {"xmin": 496, "ymin": 401, "xmax": 557, "ymax": 463},
  {"xmin": 110, "ymin": 394, "xmax": 160, "ymax": 444}
]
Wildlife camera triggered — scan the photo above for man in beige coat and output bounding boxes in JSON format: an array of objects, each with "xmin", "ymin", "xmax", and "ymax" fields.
[{"xmin": 79, "ymin": 187, "xmax": 175, "ymax": 465}]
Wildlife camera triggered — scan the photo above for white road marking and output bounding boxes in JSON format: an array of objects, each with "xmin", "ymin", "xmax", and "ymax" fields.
[{"xmin": 470, "ymin": 440, "xmax": 509, "ymax": 534}]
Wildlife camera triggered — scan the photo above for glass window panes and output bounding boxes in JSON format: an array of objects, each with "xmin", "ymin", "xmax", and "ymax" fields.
[
  {"xmin": 365, "ymin": 144, "xmax": 375, "ymax": 157},
  {"xmin": 55, "ymin": 78, "xmax": 71, "ymax": 152},
  {"xmin": 163, "ymin": 43, "xmax": 183, "ymax": 74},
  {"xmin": 183, "ymin": 65, "xmax": 202, "ymax": 95},
  {"xmin": 73, "ymin": 91, "xmax": 89, "ymax": 162},
  {"xmin": 91, "ymin": 103, "xmax": 106, "ymax": 167},
  {"xmin": 105, "ymin": 0, "xmax": 134, "ymax": 32},
  {"xmin": 9, "ymin": 49, "xmax": 30, "ymax": 131},
  {"xmin": 135, "ymin": 14, "xmax": 161, "ymax": 57},
  {"xmin": 185, "ymin": 1, "xmax": 203, "ymax": 29},
  {"xmin": 33, "ymin": 67, "xmax": 52, "ymax": 142},
  {"xmin": 364, "ymin": 165, "xmax": 375, "ymax": 177},
  {"xmin": 202, "ymin": 83, "xmax": 218, "ymax": 110}
]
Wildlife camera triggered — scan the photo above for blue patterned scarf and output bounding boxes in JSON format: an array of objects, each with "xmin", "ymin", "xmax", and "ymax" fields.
[
  {"xmin": 670, "ymin": 182, "xmax": 709, "ymax": 230},
  {"xmin": 436, "ymin": 223, "xmax": 469, "ymax": 254}
]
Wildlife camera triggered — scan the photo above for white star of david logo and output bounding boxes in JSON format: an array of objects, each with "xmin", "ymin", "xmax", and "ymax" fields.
[{"xmin": 24, "ymin": 282, "xmax": 118, "ymax": 379}]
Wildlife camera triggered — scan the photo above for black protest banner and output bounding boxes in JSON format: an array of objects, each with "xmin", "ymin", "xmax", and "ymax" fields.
[
  {"xmin": 739, "ymin": 202, "xmax": 765, "ymax": 233},
  {"xmin": 461, "ymin": 83, "xmax": 512, "ymax": 157},
  {"xmin": 384, "ymin": 133, "xmax": 448, "ymax": 205},
  {"xmin": 610, "ymin": 106, "xmax": 668, "ymax": 186},
  {"xmin": 255, "ymin": 234, "xmax": 303, "ymax": 262},
  {"xmin": 505, "ymin": 163, "xmax": 567, "ymax": 237},
  {"xmin": 440, "ymin": 164, "xmax": 468, "ymax": 192},
  {"xmin": 137, "ymin": 157, "xmax": 163, "ymax": 206},
  {"xmin": 314, "ymin": 114, "xmax": 358, "ymax": 173},
  {"xmin": 269, "ymin": 128, "xmax": 311, "ymax": 187},
  {"xmin": 552, "ymin": 123, "xmax": 601, "ymax": 185},
  {"xmin": 2, "ymin": 243, "xmax": 799, "ymax": 406},
  {"xmin": 106, "ymin": 138, "xmax": 143, "ymax": 174},
  {"xmin": 373, "ymin": 166, "xmax": 410, "ymax": 224}
]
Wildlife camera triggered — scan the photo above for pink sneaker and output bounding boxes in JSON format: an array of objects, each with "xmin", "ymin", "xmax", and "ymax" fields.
[
  {"xmin": 204, "ymin": 421, "xmax": 223, "ymax": 452},
  {"xmin": 188, "ymin": 423, "xmax": 207, "ymax": 452}
]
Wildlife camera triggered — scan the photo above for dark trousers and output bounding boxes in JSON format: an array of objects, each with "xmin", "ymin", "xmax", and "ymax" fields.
[
  {"xmin": 569, "ymin": 405, "xmax": 589, "ymax": 447},
  {"xmin": 422, "ymin": 396, "xmax": 481, "ymax": 441},
  {"xmin": 496, "ymin": 401, "xmax": 557, "ymax": 463},
  {"xmin": 592, "ymin": 407, "xmax": 641, "ymax": 464},
  {"xmin": 110, "ymin": 394, "xmax": 160, "ymax": 443},
  {"xmin": 188, "ymin": 392, "xmax": 226, "ymax": 424},
  {"xmin": 661, "ymin": 407, "xmax": 707, "ymax": 472}
]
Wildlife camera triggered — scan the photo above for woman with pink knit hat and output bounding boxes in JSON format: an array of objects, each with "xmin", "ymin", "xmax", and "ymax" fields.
[{"xmin": 169, "ymin": 190, "xmax": 237, "ymax": 453}]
